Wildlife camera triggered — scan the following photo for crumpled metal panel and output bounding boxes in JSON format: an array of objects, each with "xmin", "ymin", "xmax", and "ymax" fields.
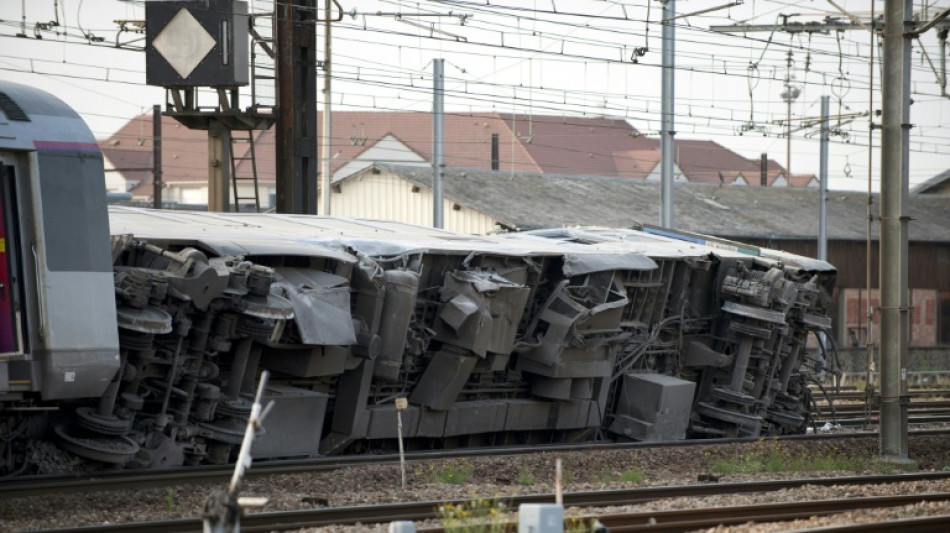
[
  {"xmin": 759, "ymin": 248, "xmax": 836, "ymax": 272},
  {"xmin": 199, "ymin": 239, "xmax": 358, "ymax": 264},
  {"xmin": 274, "ymin": 267, "xmax": 356, "ymax": 346},
  {"xmin": 434, "ymin": 270, "xmax": 530, "ymax": 357},
  {"xmin": 562, "ymin": 251, "xmax": 657, "ymax": 276},
  {"xmin": 334, "ymin": 239, "xmax": 424, "ymax": 258},
  {"xmin": 519, "ymin": 275, "xmax": 629, "ymax": 368}
]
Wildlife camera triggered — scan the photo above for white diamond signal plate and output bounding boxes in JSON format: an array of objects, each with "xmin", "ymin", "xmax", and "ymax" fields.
[{"xmin": 152, "ymin": 8, "xmax": 216, "ymax": 79}]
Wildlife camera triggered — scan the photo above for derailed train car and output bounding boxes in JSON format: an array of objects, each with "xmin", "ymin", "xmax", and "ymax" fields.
[{"xmin": 0, "ymin": 80, "xmax": 836, "ymax": 475}]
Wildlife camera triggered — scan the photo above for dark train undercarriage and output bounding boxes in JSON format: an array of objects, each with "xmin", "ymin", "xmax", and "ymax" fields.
[{"xmin": 1, "ymin": 213, "xmax": 836, "ymax": 476}]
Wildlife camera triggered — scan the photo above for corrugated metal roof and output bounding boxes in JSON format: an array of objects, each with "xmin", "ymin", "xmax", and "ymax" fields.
[
  {"xmin": 353, "ymin": 164, "xmax": 950, "ymax": 242},
  {"xmin": 911, "ymin": 169, "xmax": 950, "ymax": 195}
]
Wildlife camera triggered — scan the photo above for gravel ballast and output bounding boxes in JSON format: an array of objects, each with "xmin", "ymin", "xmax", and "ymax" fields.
[{"xmin": 3, "ymin": 434, "xmax": 950, "ymax": 532}]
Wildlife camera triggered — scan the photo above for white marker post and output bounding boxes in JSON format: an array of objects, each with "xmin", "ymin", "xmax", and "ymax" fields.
[{"xmin": 395, "ymin": 397, "xmax": 408, "ymax": 490}]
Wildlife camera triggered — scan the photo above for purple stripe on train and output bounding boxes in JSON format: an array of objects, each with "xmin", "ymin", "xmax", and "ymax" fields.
[{"xmin": 33, "ymin": 140, "xmax": 101, "ymax": 153}]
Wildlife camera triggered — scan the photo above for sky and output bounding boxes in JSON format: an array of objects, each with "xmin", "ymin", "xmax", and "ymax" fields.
[{"xmin": 2, "ymin": 0, "xmax": 949, "ymax": 192}]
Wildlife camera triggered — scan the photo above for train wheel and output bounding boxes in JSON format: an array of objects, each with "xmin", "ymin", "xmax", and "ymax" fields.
[{"xmin": 53, "ymin": 424, "xmax": 139, "ymax": 465}]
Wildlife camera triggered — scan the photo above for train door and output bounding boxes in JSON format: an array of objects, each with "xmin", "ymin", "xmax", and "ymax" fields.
[{"xmin": 0, "ymin": 159, "xmax": 23, "ymax": 355}]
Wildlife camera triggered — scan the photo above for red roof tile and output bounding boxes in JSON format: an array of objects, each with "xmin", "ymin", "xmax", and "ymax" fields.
[{"xmin": 101, "ymin": 111, "xmax": 812, "ymax": 201}]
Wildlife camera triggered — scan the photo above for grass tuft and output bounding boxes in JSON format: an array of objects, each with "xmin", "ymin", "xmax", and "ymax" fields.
[
  {"xmin": 438, "ymin": 498, "xmax": 508, "ymax": 533},
  {"xmin": 516, "ymin": 468, "xmax": 536, "ymax": 486},
  {"xmin": 598, "ymin": 468, "xmax": 645, "ymax": 484},
  {"xmin": 706, "ymin": 439, "xmax": 903, "ymax": 475}
]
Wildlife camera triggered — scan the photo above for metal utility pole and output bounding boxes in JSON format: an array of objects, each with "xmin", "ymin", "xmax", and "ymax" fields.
[
  {"xmin": 941, "ymin": 26, "xmax": 949, "ymax": 98},
  {"xmin": 275, "ymin": 0, "xmax": 318, "ymax": 214},
  {"xmin": 781, "ymin": 51, "xmax": 801, "ymax": 187},
  {"xmin": 433, "ymin": 58, "xmax": 445, "ymax": 229},
  {"xmin": 879, "ymin": 0, "xmax": 912, "ymax": 464},
  {"xmin": 785, "ymin": 52, "xmax": 792, "ymax": 185},
  {"xmin": 818, "ymin": 96, "xmax": 829, "ymax": 261},
  {"xmin": 152, "ymin": 104, "xmax": 163, "ymax": 209},
  {"xmin": 321, "ymin": 0, "xmax": 333, "ymax": 216},
  {"xmin": 711, "ymin": 0, "xmax": 945, "ymax": 465},
  {"xmin": 660, "ymin": 0, "xmax": 675, "ymax": 228}
]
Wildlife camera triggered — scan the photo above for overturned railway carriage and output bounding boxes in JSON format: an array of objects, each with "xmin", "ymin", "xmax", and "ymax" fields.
[{"xmin": 0, "ymin": 80, "xmax": 837, "ymax": 475}]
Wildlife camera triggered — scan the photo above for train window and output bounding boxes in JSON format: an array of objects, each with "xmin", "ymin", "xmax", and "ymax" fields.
[{"xmin": 37, "ymin": 152, "xmax": 111, "ymax": 273}]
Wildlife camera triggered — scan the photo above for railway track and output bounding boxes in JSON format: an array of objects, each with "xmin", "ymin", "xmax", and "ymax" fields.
[
  {"xmin": 819, "ymin": 389, "xmax": 950, "ymax": 401},
  {"xmin": 811, "ymin": 389, "xmax": 950, "ymax": 416},
  {"xmin": 23, "ymin": 473, "xmax": 950, "ymax": 533},
  {"xmin": 524, "ymin": 494, "xmax": 950, "ymax": 533},
  {"xmin": 584, "ymin": 494, "xmax": 950, "ymax": 532},
  {"xmin": 815, "ymin": 399, "xmax": 950, "ymax": 414},
  {"xmin": 420, "ymin": 493, "xmax": 950, "ymax": 532},
  {"xmin": 7, "ymin": 429, "xmax": 950, "ymax": 500},
  {"xmin": 810, "ymin": 398, "xmax": 950, "ymax": 426}
]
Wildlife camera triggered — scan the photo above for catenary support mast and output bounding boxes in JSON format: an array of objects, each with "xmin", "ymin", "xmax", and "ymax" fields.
[
  {"xmin": 878, "ymin": 0, "xmax": 912, "ymax": 464},
  {"xmin": 660, "ymin": 0, "xmax": 675, "ymax": 228}
]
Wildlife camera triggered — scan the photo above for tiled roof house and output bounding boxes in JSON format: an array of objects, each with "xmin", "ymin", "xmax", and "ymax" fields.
[{"xmin": 100, "ymin": 111, "xmax": 810, "ymax": 206}]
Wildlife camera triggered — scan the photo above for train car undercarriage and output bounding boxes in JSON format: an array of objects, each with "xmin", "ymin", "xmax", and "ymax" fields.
[{"xmin": 1, "ymin": 210, "xmax": 837, "ymax": 476}]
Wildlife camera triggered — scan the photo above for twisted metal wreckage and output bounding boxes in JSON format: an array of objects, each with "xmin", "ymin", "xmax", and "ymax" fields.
[{"xmin": 34, "ymin": 207, "xmax": 836, "ymax": 473}]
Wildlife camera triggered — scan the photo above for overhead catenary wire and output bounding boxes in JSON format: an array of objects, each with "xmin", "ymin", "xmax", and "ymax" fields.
[
  {"xmin": 7, "ymin": 55, "xmax": 950, "ymax": 174},
  {"xmin": 3, "ymin": 0, "xmax": 948, "ymax": 184},
  {"xmin": 1, "ymin": 2, "xmax": 936, "ymax": 94}
]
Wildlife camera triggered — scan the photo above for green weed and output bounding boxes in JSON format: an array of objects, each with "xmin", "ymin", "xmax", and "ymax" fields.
[
  {"xmin": 516, "ymin": 468, "xmax": 536, "ymax": 486},
  {"xmin": 708, "ymin": 439, "xmax": 872, "ymax": 475},
  {"xmin": 438, "ymin": 498, "xmax": 508, "ymax": 533}
]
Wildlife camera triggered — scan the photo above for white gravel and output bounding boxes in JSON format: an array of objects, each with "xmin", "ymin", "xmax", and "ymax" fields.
[{"xmin": 3, "ymin": 434, "xmax": 950, "ymax": 532}]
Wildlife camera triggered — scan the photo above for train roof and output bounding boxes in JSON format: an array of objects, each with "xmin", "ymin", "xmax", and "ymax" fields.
[
  {"xmin": 507, "ymin": 226, "xmax": 835, "ymax": 273},
  {"xmin": 109, "ymin": 207, "xmax": 834, "ymax": 274},
  {"xmin": 107, "ymin": 207, "xmax": 661, "ymax": 274},
  {"xmin": 0, "ymin": 80, "xmax": 98, "ymax": 152}
]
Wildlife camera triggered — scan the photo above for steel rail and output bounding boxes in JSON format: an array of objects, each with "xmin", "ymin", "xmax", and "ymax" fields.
[
  {"xmin": 823, "ymin": 414, "xmax": 950, "ymax": 427},
  {"xmin": 418, "ymin": 494, "xmax": 950, "ymax": 532},
  {"xmin": 782, "ymin": 514, "xmax": 950, "ymax": 532},
  {"xmin": 21, "ymin": 474, "xmax": 950, "ymax": 533},
  {"xmin": 817, "ymin": 400, "xmax": 950, "ymax": 414},
  {"xmin": 5, "ymin": 429, "xmax": 950, "ymax": 500},
  {"xmin": 819, "ymin": 390, "xmax": 950, "ymax": 401},
  {"xmin": 592, "ymin": 494, "xmax": 950, "ymax": 532}
]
